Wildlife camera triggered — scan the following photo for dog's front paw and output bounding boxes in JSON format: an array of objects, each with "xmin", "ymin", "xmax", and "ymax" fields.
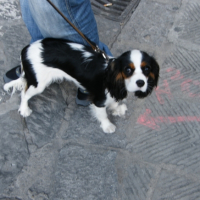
[
  {"xmin": 18, "ymin": 106, "xmax": 32, "ymax": 117},
  {"xmin": 112, "ymin": 104, "xmax": 127, "ymax": 117},
  {"xmin": 101, "ymin": 121, "xmax": 116, "ymax": 134}
]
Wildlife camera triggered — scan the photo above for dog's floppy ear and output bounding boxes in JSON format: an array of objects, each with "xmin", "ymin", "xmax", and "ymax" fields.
[
  {"xmin": 106, "ymin": 59, "xmax": 127, "ymax": 101},
  {"xmin": 150, "ymin": 57, "xmax": 160, "ymax": 87}
]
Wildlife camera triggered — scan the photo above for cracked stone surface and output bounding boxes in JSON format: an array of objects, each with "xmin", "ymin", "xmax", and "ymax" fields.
[
  {"xmin": 1, "ymin": 0, "xmax": 200, "ymax": 199},
  {"xmin": 54, "ymin": 144, "xmax": 118, "ymax": 200}
]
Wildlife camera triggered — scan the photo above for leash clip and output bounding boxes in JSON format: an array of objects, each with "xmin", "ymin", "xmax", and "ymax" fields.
[
  {"xmin": 95, "ymin": 45, "xmax": 110, "ymax": 63},
  {"xmin": 94, "ymin": 45, "xmax": 101, "ymax": 53}
]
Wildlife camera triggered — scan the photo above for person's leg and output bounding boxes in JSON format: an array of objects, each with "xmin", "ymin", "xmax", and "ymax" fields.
[
  {"xmin": 28, "ymin": 0, "xmax": 112, "ymax": 56},
  {"xmin": 28, "ymin": 0, "xmax": 98, "ymax": 45},
  {"xmin": 20, "ymin": 0, "xmax": 44, "ymax": 43},
  {"xmin": 3, "ymin": 0, "xmax": 44, "ymax": 83},
  {"xmin": 5, "ymin": 0, "xmax": 112, "ymax": 79}
]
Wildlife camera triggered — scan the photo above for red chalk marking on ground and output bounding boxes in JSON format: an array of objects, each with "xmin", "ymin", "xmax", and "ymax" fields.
[
  {"xmin": 181, "ymin": 79, "xmax": 193, "ymax": 96},
  {"xmin": 155, "ymin": 68, "xmax": 200, "ymax": 104},
  {"xmin": 193, "ymin": 80, "xmax": 200, "ymax": 86},
  {"xmin": 166, "ymin": 67, "xmax": 173, "ymax": 73},
  {"xmin": 181, "ymin": 79, "xmax": 200, "ymax": 97},
  {"xmin": 155, "ymin": 80, "xmax": 172, "ymax": 104},
  {"xmin": 170, "ymin": 69, "xmax": 184, "ymax": 80},
  {"xmin": 137, "ymin": 109, "xmax": 200, "ymax": 129}
]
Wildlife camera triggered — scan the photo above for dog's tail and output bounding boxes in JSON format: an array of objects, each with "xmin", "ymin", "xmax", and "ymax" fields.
[{"xmin": 4, "ymin": 62, "xmax": 27, "ymax": 95}]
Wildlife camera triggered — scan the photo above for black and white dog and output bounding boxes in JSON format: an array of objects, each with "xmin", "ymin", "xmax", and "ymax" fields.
[{"xmin": 4, "ymin": 38, "xmax": 159, "ymax": 133}]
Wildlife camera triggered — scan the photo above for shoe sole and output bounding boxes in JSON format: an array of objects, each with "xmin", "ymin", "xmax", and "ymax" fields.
[
  {"xmin": 3, "ymin": 74, "xmax": 13, "ymax": 83},
  {"xmin": 3, "ymin": 66, "xmax": 21, "ymax": 83}
]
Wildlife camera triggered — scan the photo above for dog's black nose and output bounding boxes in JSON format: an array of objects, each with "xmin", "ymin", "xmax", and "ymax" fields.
[{"xmin": 136, "ymin": 80, "xmax": 145, "ymax": 87}]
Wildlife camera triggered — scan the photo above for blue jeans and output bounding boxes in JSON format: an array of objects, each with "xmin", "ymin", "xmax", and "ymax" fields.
[{"xmin": 20, "ymin": 0, "xmax": 112, "ymax": 56}]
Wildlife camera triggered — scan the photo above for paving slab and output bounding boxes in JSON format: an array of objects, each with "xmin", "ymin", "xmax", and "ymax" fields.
[
  {"xmin": 152, "ymin": 170, "xmax": 200, "ymax": 200},
  {"xmin": 0, "ymin": 111, "xmax": 29, "ymax": 193},
  {"xmin": 53, "ymin": 144, "xmax": 118, "ymax": 200},
  {"xmin": 1, "ymin": 0, "xmax": 200, "ymax": 199}
]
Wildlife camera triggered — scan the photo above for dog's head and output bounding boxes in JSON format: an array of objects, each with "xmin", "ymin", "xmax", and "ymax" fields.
[{"xmin": 107, "ymin": 50, "xmax": 159, "ymax": 100}]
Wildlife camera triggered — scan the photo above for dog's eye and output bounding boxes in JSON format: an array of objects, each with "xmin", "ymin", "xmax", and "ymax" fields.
[
  {"xmin": 143, "ymin": 66, "xmax": 151, "ymax": 75},
  {"xmin": 125, "ymin": 67, "xmax": 132, "ymax": 75}
]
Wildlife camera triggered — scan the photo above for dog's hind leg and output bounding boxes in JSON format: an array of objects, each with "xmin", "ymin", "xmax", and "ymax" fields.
[
  {"xmin": 90, "ymin": 104, "xmax": 116, "ymax": 133},
  {"xmin": 19, "ymin": 84, "xmax": 46, "ymax": 117}
]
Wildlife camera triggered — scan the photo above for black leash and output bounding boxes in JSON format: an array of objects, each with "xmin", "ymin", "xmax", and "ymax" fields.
[{"xmin": 46, "ymin": 0, "xmax": 110, "ymax": 63}]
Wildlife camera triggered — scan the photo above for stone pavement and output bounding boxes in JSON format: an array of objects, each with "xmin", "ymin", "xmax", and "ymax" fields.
[{"xmin": 0, "ymin": 0, "xmax": 200, "ymax": 199}]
